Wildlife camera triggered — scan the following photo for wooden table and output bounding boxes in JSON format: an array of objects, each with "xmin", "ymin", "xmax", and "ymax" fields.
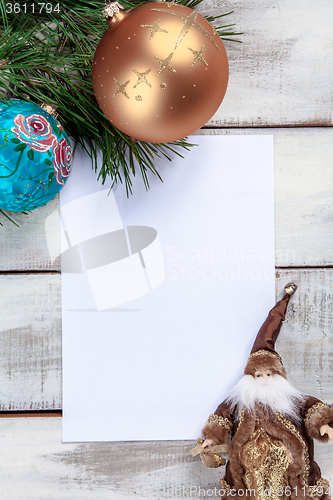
[{"xmin": 1, "ymin": 0, "xmax": 332, "ymax": 497}]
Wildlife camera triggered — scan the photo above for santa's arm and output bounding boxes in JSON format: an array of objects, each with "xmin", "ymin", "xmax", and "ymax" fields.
[
  {"xmin": 197, "ymin": 400, "xmax": 233, "ymax": 468},
  {"xmin": 304, "ymin": 397, "xmax": 333, "ymax": 442}
]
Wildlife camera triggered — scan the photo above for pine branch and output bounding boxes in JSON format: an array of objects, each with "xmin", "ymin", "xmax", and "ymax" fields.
[
  {"xmin": 0, "ymin": 0, "xmax": 241, "ymax": 225},
  {"xmin": 0, "ymin": 208, "xmax": 28, "ymax": 226}
]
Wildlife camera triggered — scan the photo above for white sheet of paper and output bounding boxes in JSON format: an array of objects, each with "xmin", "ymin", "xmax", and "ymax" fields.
[{"xmin": 61, "ymin": 135, "xmax": 275, "ymax": 442}]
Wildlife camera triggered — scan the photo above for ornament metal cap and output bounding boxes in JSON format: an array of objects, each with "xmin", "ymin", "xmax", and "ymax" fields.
[
  {"xmin": 103, "ymin": 1, "xmax": 124, "ymax": 20},
  {"xmin": 40, "ymin": 103, "xmax": 58, "ymax": 119}
]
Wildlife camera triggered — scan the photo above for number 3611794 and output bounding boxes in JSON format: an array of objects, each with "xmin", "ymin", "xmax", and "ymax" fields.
[{"xmin": 5, "ymin": 3, "xmax": 60, "ymax": 14}]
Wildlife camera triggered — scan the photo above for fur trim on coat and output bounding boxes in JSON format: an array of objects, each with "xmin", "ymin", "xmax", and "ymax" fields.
[
  {"xmin": 201, "ymin": 420, "xmax": 231, "ymax": 446},
  {"xmin": 244, "ymin": 352, "xmax": 287, "ymax": 379}
]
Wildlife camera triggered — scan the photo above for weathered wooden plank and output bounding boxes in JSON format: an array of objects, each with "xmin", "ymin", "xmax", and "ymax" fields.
[
  {"xmin": 197, "ymin": 128, "xmax": 333, "ymax": 267},
  {"xmin": 0, "ymin": 1, "xmax": 330, "ymax": 129},
  {"xmin": 0, "ymin": 269, "xmax": 332, "ymax": 411},
  {"xmin": 0, "ymin": 274, "xmax": 61, "ymax": 411},
  {"xmin": 0, "ymin": 196, "xmax": 60, "ymax": 271},
  {"xmin": 276, "ymin": 269, "xmax": 333, "ymax": 402},
  {"xmin": 0, "ymin": 417, "xmax": 331, "ymax": 500},
  {"xmin": 202, "ymin": 0, "xmax": 333, "ymax": 127},
  {"xmin": 0, "ymin": 1, "xmax": 330, "ymax": 128},
  {"xmin": 1, "ymin": 128, "xmax": 333, "ymax": 269}
]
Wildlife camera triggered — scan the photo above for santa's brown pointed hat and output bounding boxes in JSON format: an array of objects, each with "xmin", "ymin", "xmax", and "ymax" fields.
[{"xmin": 244, "ymin": 282, "xmax": 297, "ymax": 378}]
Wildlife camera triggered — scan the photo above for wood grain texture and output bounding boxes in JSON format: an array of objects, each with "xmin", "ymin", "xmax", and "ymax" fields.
[
  {"xmin": 201, "ymin": 0, "xmax": 333, "ymax": 127},
  {"xmin": 0, "ymin": 196, "xmax": 60, "ymax": 271},
  {"xmin": 197, "ymin": 128, "xmax": 333, "ymax": 267},
  {"xmin": 0, "ymin": 269, "xmax": 332, "ymax": 411},
  {"xmin": 0, "ymin": 1, "xmax": 332, "ymax": 496},
  {"xmin": 0, "ymin": 2, "xmax": 330, "ymax": 127},
  {"xmin": 0, "ymin": 1, "xmax": 330, "ymax": 130},
  {"xmin": 1, "ymin": 128, "xmax": 333, "ymax": 269},
  {"xmin": 0, "ymin": 417, "xmax": 332, "ymax": 500},
  {"xmin": 275, "ymin": 269, "xmax": 333, "ymax": 402},
  {"xmin": 0, "ymin": 274, "xmax": 61, "ymax": 411}
]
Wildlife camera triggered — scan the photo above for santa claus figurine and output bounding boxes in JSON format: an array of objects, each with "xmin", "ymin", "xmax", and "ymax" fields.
[{"xmin": 197, "ymin": 283, "xmax": 333, "ymax": 500}]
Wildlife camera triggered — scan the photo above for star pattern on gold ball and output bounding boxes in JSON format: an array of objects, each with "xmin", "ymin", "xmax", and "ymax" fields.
[
  {"xmin": 133, "ymin": 68, "xmax": 152, "ymax": 88},
  {"xmin": 155, "ymin": 52, "xmax": 176, "ymax": 76},
  {"xmin": 188, "ymin": 45, "xmax": 208, "ymax": 67},
  {"xmin": 152, "ymin": 7, "xmax": 220, "ymax": 50},
  {"xmin": 141, "ymin": 18, "xmax": 168, "ymax": 41},
  {"xmin": 113, "ymin": 78, "xmax": 130, "ymax": 99}
]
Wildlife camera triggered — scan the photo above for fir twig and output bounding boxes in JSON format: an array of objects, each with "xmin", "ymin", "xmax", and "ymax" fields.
[
  {"xmin": 0, "ymin": 0, "xmax": 240, "ymax": 225},
  {"xmin": 0, "ymin": 208, "xmax": 27, "ymax": 227},
  {"xmin": 205, "ymin": 11, "xmax": 243, "ymax": 42}
]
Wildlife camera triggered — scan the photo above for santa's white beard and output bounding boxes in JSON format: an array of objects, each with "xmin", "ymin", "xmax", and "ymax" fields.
[{"xmin": 226, "ymin": 374, "xmax": 305, "ymax": 422}]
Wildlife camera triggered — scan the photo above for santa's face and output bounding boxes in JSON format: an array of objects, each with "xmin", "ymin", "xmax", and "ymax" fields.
[
  {"xmin": 254, "ymin": 368, "xmax": 272, "ymax": 380},
  {"xmin": 226, "ymin": 370, "xmax": 305, "ymax": 422}
]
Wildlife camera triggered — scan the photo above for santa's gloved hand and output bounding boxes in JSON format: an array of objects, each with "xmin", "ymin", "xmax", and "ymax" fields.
[
  {"xmin": 320, "ymin": 424, "xmax": 333, "ymax": 441},
  {"xmin": 200, "ymin": 449, "xmax": 226, "ymax": 468},
  {"xmin": 201, "ymin": 438, "xmax": 216, "ymax": 449}
]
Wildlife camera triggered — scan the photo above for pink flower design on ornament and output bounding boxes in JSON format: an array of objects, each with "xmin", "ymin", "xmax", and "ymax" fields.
[
  {"xmin": 11, "ymin": 114, "xmax": 57, "ymax": 152},
  {"xmin": 52, "ymin": 138, "xmax": 72, "ymax": 186}
]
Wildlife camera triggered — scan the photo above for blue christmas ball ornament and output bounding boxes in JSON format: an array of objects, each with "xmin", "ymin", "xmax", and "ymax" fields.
[{"xmin": 0, "ymin": 99, "xmax": 72, "ymax": 212}]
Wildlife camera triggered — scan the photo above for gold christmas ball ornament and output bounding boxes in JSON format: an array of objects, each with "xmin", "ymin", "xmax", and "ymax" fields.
[{"xmin": 92, "ymin": 1, "xmax": 229, "ymax": 143}]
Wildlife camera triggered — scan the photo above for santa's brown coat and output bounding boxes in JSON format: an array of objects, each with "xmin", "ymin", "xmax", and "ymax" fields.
[{"xmin": 201, "ymin": 397, "xmax": 333, "ymax": 500}]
